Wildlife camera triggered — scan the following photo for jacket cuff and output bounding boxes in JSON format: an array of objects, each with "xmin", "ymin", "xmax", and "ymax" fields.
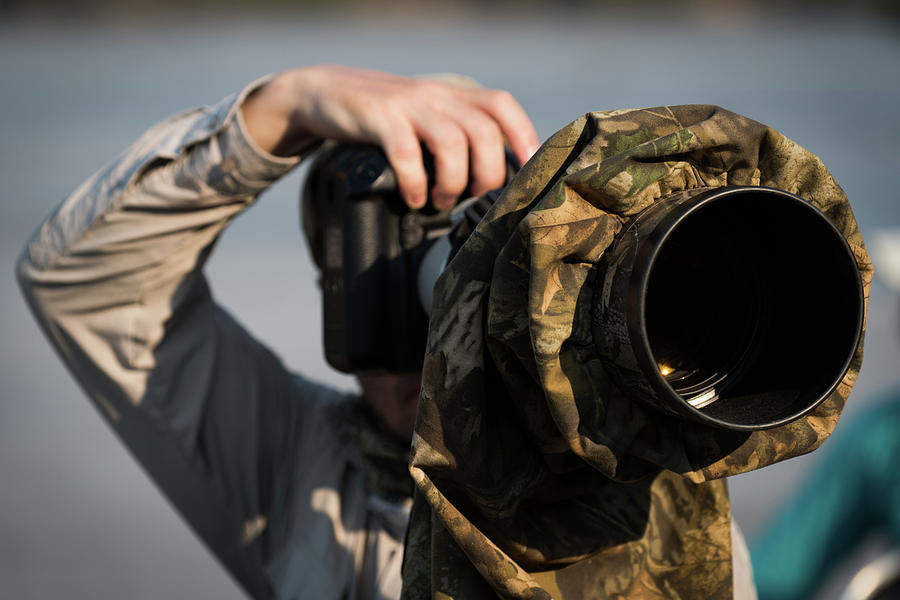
[{"xmin": 209, "ymin": 76, "xmax": 306, "ymax": 196}]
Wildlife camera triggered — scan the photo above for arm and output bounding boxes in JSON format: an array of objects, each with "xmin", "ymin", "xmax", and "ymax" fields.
[
  {"xmin": 16, "ymin": 66, "xmax": 538, "ymax": 597},
  {"xmin": 17, "ymin": 78, "xmax": 304, "ymax": 598}
]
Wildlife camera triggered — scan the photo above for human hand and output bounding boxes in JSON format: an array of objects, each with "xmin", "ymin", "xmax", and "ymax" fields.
[{"xmin": 241, "ymin": 65, "xmax": 540, "ymax": 210}]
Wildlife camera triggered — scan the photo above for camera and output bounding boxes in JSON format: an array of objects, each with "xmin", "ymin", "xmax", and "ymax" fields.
[
  {"xmin": 303, "ymin": 143, "xmax": 515, "ymax": 374},
  {"xmin": 306, "ymin": 146, "xmax": 864, "ymax": 431}
]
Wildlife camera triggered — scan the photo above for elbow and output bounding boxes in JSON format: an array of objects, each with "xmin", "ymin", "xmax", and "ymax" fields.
[
  {"xmin": 16, "ymin": 239, "xmax": 53, "ymax": 320},
  {"xmin": 16, "ymin": 245, "xmax": 37, "ymax": 302},
  {"xmin": 16, "ymin": 244, "xmax": 44, "ymax": 323},
  {"xmin": 16, "ymin": 214, "xmax": 68, "ymax": 308},
  {"xmin": 16, "ymin": 240, "xmax": 68, "ymax": 352}
]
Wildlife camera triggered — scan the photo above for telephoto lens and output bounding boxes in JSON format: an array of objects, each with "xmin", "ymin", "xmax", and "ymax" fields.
[{"xmin": 595, "ymin": 186, "xmax": 864, "ymax": 430}]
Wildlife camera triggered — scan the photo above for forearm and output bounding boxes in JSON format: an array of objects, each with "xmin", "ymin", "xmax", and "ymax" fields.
[{"xmin": 17, "ymin": 79, "xmax": 301, "ymax": 404}]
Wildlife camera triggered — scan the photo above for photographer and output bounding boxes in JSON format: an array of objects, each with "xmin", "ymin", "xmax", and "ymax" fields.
[
  {"xmin": 17, "ymin": 62, "xmax": 869, "ymax": 600},
  {"xmin": 16, "ymin": 65, "xmax": 538, "ymax": 599}
]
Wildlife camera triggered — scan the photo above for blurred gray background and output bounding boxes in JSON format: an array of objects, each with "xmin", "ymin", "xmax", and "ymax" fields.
[{"xmin": 2, "ymin": 2, "xmax": 899, "ymax": 598}]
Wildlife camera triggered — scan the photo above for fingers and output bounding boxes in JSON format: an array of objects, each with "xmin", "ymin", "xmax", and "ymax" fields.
[
  {"xmin": 404, "ymin": 83, "xmax": 534, "ymax": 210},
  {"xmin": 375, "ymin": 82, "xmax": 514, "ymax": 210},
  {"xmin": 438, "ymin": 102, "xmax": 506, "ymax": 199},
  {"xmin": 467, "ymin": 88, "xmax": 541, "ymax": 169},
  {"xmin": 380, "ymin": 119, "xmax": 429, "ymax": 209},
  {"xmin": 417, "ymin": 119, "xmax": 470, "ymax": 209}
]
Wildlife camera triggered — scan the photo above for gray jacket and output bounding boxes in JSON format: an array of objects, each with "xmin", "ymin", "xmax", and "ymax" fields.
[{"xmin": 16, "ymin": 80, "xmax": 407, "ymax": 600}]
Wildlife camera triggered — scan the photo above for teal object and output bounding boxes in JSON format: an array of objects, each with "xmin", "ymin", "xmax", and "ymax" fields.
[{"xmin": 751, "ymin": 390, "xmax": 900, "ymax": 600}]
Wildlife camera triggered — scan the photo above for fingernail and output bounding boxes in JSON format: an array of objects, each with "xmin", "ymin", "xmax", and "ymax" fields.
[
  {"xmin": 409, "ymin": 193, "xmax": 426, "ymax": 209},
  {"xmin": 434, "ymin": 194, "xmax": 456, "ymax": 210}
]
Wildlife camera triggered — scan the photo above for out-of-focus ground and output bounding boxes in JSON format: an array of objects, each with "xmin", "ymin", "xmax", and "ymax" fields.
[{"xmin": 1, "ymin": 4, "xmax": 899, "ymax": 598}]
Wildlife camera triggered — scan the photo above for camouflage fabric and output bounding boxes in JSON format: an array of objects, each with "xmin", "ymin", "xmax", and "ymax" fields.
[{"xmin": 401, "ymin": 105, "xmax": 873, "ymax": 599}]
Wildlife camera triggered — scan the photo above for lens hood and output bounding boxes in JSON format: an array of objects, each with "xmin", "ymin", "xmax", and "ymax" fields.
[{"xmin": 594, "ymin": 186, "xmax": 865, "ymax": 430}]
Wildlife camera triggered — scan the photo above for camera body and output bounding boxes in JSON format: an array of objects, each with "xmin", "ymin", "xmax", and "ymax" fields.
[{"xmin": 304, "ymin": 144, "xmax": 510, "ymax": 374}]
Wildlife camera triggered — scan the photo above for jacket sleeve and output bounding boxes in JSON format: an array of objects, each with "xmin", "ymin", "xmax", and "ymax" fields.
[{"xmin": 16, "ymin": 79, "xmax": 309, "ymax": 599}]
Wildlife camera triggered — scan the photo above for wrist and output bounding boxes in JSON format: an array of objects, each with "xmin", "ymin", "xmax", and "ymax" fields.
[{"xmin": 241, "ymin": 69, "xmax": 319, "ymax": 157}]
